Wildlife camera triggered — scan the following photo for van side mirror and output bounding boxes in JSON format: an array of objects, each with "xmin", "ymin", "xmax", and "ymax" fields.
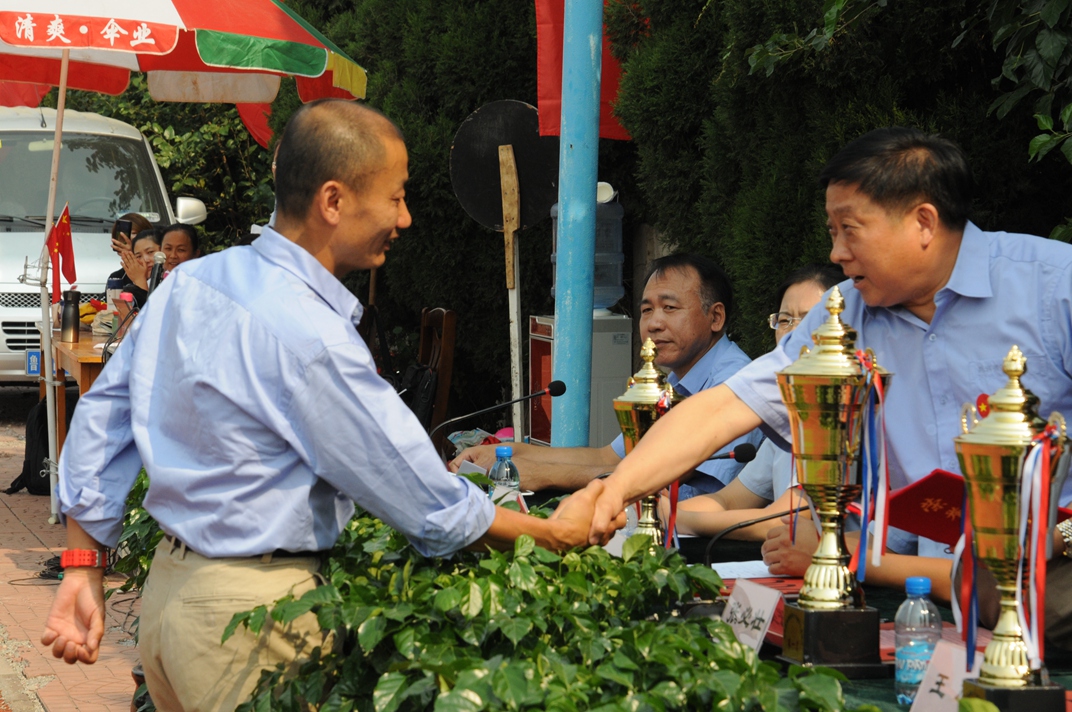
[{"xmin": 174, "ymin": 197, "xmax": 207, "ymax": 225}]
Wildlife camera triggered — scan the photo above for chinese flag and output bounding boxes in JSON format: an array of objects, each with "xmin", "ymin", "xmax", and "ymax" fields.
[
  {"xmin": 535, "ymin": 0, "xmax": 631, "ymax": 141},
  {"xmin": 46, "ymin": 203, "xmax": 76, "ymax": 304}
]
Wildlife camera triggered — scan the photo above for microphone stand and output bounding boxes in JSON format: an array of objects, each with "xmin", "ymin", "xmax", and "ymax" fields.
[
  {"xmin": 430, "ymin": 387, "xmax": 559, "ymax": 459},
  {"xmin": 703, "ymin": 504, "xmax": 810, "ymax": 567}
]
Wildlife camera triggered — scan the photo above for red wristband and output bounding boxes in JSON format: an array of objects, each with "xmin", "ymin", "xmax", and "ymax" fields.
[{"xmin": 60, "ymin": 549, "xmax": 107, "ymax": 568}]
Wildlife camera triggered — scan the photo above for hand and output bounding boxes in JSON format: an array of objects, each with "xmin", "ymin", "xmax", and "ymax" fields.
[
  {"xmin": 111, "ymin": 232, "xmax": 132, "ymax": 254},
  {"xmin": 448, "ymin": 445, "xmax": 498, "ymax": 473},
  {"xmin": 587, "ymin": 477, "xmax": 627, "ymax": 545},
  {"xmin": 761, "ymin": 514, "xmax": 818, "ymax": 576},
  {"xmin": 41, "ymin": 568, "xmax": 105, "ymax": 664},
  {"xmin": 549, "ymin": 479, "xmax": 625, "ymax": 549},
  {"xmin": 120, "ymin": 250, "xmax": 149, "ymax": 290}
]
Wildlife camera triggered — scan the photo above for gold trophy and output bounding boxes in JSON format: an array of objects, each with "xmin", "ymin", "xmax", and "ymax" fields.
[
  {"xmin": 955, "ymin": 346, "xmax": 1068, "ymax": 712},
  {"xmin": 613, "ymin": 338, "xmax": 679, "ymax": 548},
  {"xmin": 775, "ymin": 286, "xmax": 890, "ymax": 677}
]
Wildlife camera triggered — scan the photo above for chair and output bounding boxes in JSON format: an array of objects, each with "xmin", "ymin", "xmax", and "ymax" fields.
[{"xmin": 417, "ymin": 307, "xmax": 456, "ymax": 453}]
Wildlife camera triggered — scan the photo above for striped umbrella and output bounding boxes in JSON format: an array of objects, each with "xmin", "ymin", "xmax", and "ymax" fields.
[{"xmin": 0, "ymin": 1, "xmax": 366, "ymax": 103}]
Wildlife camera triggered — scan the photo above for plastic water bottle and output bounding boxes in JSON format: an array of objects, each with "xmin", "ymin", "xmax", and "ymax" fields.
[
  {"xmin": 894, "ymin": 576, "xmax": 942, "ymax": 704},
  {"xmin": 488, "ymin": 446, "xmax": 520, "ymax": 492}
]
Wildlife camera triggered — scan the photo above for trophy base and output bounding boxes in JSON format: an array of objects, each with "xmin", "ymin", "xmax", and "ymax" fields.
[
  {"xmin": 777, "ymin": 603, "xmax": 888, "ymax": 679},
  {"xmin": 962, "ymin": 679, "xmax": 1066, "ymax": 712}
]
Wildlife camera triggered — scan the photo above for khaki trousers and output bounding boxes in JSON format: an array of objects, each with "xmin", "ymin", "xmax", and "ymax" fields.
[{"xmin": 139, "ymin": 538, "xmax": 329, "ymax": 712}]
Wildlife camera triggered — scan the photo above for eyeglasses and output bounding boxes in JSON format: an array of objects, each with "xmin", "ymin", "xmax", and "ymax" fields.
[{"xmin": 769, "ymin": 313, "xmax": 804, "ymax": 330}]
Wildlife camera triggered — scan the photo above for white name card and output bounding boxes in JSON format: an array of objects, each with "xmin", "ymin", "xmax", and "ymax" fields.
[
  {"xmin": 721, "ymin": 578, "xmax": 782, "ymax": 652},
  {"xmin": 909, "ymin": 639, "xmax": 983, "ymax": 712}
]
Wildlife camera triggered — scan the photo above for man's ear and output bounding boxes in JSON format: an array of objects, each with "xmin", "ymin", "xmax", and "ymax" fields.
[
  {"xmin": 313, "ymin": 180, "xmax": 345, "ymax": 227},
  {"xmin": 914, "ymin": 202, "xmax": 941, "ymax": 248},
  {"xmin": 709, "ymin": 302, "xmax": 726, "ymax": 334}
]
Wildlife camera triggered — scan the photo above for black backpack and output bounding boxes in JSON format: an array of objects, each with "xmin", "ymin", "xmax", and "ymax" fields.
[
  {"xmin": 6, "ymin": 395, "xmax": 77, "ymax": 496},
  {"xmin": 7, "ymin": 399, "xmax": 50, "ymax": 495}
]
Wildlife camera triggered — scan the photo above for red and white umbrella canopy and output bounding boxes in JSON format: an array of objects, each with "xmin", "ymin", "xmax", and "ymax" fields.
[{"xmin": 0, "ymin": 0, "xmax": 366, "ymax": 103}]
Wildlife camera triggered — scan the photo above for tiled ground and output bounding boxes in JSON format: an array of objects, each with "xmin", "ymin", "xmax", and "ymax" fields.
[{"xmin": 0, "ymin": 430, "xmax": 140, "ymax": 712}]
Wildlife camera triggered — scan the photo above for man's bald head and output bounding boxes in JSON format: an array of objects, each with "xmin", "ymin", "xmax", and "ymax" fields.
[{"xmin": 274, "ymin": 99, "xmax": 403, "ymax": 221}]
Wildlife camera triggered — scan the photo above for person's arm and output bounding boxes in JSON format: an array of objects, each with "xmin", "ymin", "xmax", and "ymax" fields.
[
  {"xmin": 761, "ymin": 518, "xmax": 954, "ymax": 604},
  {"xmin": 469, "ymin": 479, "xmax": 624, "ymax": 552},
  {"xmin": 451, "ymin": 442, "xmax": 622, "ymax": 492},
  {"xmin": 41, "ymin": 519, "xmax": 106, "ymax": 664},
  {"xmin": 675, "ymin": 484, "xmax": 798, "ymax": 541},
  {"xmin": 590, "ymin": 384, "xmax": 763, "ymax": 543}
]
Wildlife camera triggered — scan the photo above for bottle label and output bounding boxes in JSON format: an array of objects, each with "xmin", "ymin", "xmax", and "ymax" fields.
[{"xmin": 895, "ymin": 641, "xmax": 935, "ymax": 686}]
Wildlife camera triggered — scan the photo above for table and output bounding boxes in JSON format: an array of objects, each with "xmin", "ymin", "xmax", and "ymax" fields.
[{"xmin": 52, "ymin": 330, "xmax": 107, "ymax": 454}]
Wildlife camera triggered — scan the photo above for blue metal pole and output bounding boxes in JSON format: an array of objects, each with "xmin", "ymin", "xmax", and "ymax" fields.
[{"xmin": 551, "ymin": 0, "xmax": 601, "ymax": 447}]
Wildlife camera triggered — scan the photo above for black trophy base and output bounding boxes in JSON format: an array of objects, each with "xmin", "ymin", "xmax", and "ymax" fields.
[
  {"xmin": 962, "ymin": 679, "xmax": 1066, "ymax": 712},
  {"xmin": 776, "ymin": 602, "xmax": 889, "ymax": 679}
]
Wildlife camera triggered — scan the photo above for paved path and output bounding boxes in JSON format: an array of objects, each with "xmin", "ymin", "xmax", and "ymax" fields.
[{"xmin": 0, "ymin": 419, "xmax": 140, "ymax": 712}]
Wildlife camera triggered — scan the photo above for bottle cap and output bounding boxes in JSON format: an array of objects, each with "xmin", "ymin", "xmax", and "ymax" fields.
[
  {"xmin": 495, "ymin": 446, "xmax": 513, "ymax": 458},
  {"xmin": 905, "ymin": 576, "xmax": 931, "ymax": 596}
]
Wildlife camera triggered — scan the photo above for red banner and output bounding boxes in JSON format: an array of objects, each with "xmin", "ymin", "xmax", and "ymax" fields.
[
  {"xmin": 46, "ymin": 203, "xmax": 76, "ymax": 305},
  {"xmin": 535, "ymin": 0, "xmax": 630, "ymax": 141}
]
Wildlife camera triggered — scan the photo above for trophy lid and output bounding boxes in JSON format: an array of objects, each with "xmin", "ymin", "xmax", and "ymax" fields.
[
  {"xmin": 614, "ymin": 338, "xmax": 676, "ymax": 405},
  {"xmin": 955, "ymin": 345, "xmax": 1038, "ymax": 446},
  {"xmin": 778, "ymin": 286, "xmax": 887, "ymax": 378}
]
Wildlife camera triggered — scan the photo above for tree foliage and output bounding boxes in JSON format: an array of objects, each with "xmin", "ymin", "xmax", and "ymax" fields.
[
  {"xmin": 607, "ymin": 0, "xmax": 1072, "ymax": 357},
  {"xmin": 48, "ymin": 76, "xmax": 274, "ymax": 252},
  {"xmin": 229, "ymin": 509, "xmax": 850, "ymax": 711}
]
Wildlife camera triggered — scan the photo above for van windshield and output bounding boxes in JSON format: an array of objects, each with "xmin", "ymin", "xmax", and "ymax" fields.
[{"xmin": 0, "ymin": 132, "xmax": 168, "ymax": 231}]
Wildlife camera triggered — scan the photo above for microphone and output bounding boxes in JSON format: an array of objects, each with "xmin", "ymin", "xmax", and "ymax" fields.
[
  {"xmin": 429, "ymin": 381, "xmax": 566, "ymax": 442},
  {"xmin": 147, "ymin": 251, "xmax": 166, "ymax": 294},
  {"xmin": 706, "ymin": 442, "xmax": 757, "ymax": 463}
]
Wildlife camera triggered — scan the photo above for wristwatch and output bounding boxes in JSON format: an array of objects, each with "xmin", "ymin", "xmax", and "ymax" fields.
[
  {"xmin": 1057, "ymin": 519, "xmax": 1072, "ymax": 559},
  {"xmin": 60, "ymin": 549, "xmax": 108, "ymax": 569}
]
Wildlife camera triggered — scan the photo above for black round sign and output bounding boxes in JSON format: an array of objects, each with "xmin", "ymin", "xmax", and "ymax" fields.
[{"xmin": 450, "ymin": 100, "xmax": 559, "ymax": 231}]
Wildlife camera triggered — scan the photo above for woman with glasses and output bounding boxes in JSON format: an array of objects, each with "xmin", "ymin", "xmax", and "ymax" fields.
[{"xmin": 665, "ymin": 263, "xmax": 844, "ymax": 540}]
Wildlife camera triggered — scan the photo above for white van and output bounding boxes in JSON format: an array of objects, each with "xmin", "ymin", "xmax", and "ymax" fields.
[{"xmin": 0, "ymin": 107, "xmax": 206, "ymax": 381}]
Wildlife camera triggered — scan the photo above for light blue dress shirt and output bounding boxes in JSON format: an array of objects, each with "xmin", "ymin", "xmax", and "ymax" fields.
[
  {"xmin": 611, "ymin": 334, "xmax": 765, "ymax": 497},
  {"xmin": 726, "ymin": 222, "xmax": 1072, "ymax": 556},
  {"xmin": 58, "ymin": 228, "xmax": 496, "ymax": 558}
]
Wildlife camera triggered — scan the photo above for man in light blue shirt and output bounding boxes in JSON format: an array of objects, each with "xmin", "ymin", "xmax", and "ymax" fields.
[
  {"xmin": 589, "ymin": 127, "xmax": 1072, "ymax": 613},
  {"xmin": 41, "ymin": 100, "xmax": 614, "ymax": 711},
  {"xmin": 450, "ymin": 253, "xmax": 763, "ymax": 497}
]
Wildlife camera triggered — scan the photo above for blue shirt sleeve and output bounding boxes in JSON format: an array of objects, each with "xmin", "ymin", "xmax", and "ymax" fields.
[
  {"xmin": 284, "ymin": 342, "xmax": 496, "ymax": 558},
  {"xmin": 57, "ymin": 320, "xmax": 146, "ymax": 548}
]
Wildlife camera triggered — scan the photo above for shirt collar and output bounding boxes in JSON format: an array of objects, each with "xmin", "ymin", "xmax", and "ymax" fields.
[
  {"xmin": 252, "ymin": 227, "xmax": 364, "ymax": 325},
  {"xmin": 939, "ymin": 221, "xmax": 992, "ymax": 300},
  {"xmin": 667, "ymin": 334, "xmax": 727, "ymax": 396}
]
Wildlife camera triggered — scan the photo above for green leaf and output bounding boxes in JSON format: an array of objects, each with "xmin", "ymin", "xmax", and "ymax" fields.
[
  {"xmin": 514, "ymin": 534, "xmax": 535, "ymax": 558},
  {"xmin": 621, "ymin": 534, "xmax": 651, "ymax": 562},
  {"xmin": 221, "ymin": 611, "xmax": 251, "ymax": 643},
  {"xmin": 1036, "ymin": 28, "xmax": 1068, "ymax": 66},
  {"xmin": 960, "ymin": 699, "xmax": 1002, "ymax": 712},
  {"xmin": 686, "ymin": 563, "xmax": 724, "ymax": 592},
  {"xmin": 795, "ymin": 671, "xmax": 845, "ymax": 712},
  {"xmin": 433, "ymin": 688, "xmax": 484, "ymax": 712},
  {"xmin": 358, "ymin": 615, "xmax": 387, "ymax": 652},
  {"xmin": 1061, "ymin": 138, "xmax": 1072, "ymax": 164},
  {"xmin": 1029, "ymin": 133, "xmax": 1054, "ymax": 159},
  {"xmin": 1061, "ymin": 102, "xmax": 1072, "ymax": 129},
  {"xmin": 507, "ymin": 559, "xmax": 539, "ymax": 590},
  {"xmin": 435, "ymin": 586, "xmax": 463, "ymax": 612},
  {"xmin": 596, "ymin": 661, "xmax": 636, "ymax": 689},
  {"xmin": 496, "ymin": 615, "xmax": 533, "ymax": 645},
  {"xmin": 373, "ymin": 671, "xmax": 410, "ymax": 712},
  {"xmin": 1042, "ymin": 0, "xmax": 1072, "ymax": 27},
  {"xmin": 1036, "ymin": 112, "xmax": 1055, "ymax": 131},
  {"xmin": 462, "ymin": 581, "xmax": 483, "ymax": 618}
]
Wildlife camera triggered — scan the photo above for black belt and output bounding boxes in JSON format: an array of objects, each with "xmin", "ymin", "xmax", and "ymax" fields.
[{"xmin": 164, "ymin": 535, "xmax": 325, "ymax": 560}]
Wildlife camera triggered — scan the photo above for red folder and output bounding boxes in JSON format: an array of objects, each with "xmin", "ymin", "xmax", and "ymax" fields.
[{"xmin": 886, "ymin": 469, "xmax": 1071, "ymax": 546}]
